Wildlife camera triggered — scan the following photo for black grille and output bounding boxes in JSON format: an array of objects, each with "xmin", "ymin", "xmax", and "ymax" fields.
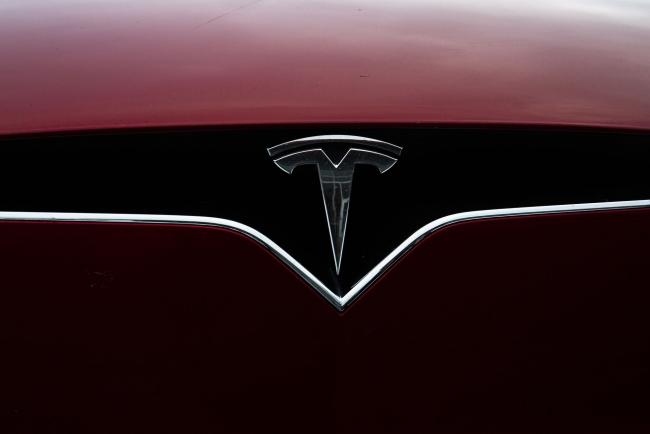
[{"xmin": 1, "ymin": 126, "xmax": 648, "ymax": 295}]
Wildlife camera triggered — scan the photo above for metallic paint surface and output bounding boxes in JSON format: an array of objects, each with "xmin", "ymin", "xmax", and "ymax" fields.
[{"xmin": 1, "ymin": 0, "xmax": 650, "ymax": 135}]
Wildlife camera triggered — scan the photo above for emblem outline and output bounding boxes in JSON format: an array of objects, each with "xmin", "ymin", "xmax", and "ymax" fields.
[{"xmin": 268, "ymin": 135, "xmax": 402, "ymax": 274}]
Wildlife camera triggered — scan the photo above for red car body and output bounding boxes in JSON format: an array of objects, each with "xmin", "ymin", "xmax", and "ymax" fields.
[
  {"xmin": 1, "ymin": 1, "xmax": 649, "ymax": 433},
  {"xmin": 1, "ymin": 0, "xmax": 650, "ymax": 133}
]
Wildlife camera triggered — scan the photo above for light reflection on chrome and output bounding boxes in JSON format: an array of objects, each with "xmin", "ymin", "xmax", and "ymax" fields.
[{"xmin": 268, "ymin": 135, "xmax": 402, "ymax": 275}]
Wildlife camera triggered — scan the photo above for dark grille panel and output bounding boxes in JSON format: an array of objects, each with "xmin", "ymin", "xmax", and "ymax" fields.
[{"xmin": 1, "ymin": 126, "xmax": 649, "ymax": 295}]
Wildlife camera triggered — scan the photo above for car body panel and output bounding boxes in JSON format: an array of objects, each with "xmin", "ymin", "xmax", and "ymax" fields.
[
  {"xmin": 1, "ymin": 0, "xmax": 650, "ymax": 135},
  {"xmin": 2, "ymin": 208, "xmax": 650, "ymax": 432},
  {"xmin": 2, "ymin": 1, "xmax": 650, "ymax": 431}
]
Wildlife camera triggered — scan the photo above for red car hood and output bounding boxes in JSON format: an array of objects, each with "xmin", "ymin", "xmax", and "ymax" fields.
[{"xmin": 1, "ymin": 0, "xmax": 649, "ymax": 135}]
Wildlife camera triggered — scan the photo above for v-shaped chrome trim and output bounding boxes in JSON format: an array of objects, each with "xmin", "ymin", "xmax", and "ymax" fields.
[{"xmin": 1, "ymin": 199, "xmax": 648, "ymax": 310}]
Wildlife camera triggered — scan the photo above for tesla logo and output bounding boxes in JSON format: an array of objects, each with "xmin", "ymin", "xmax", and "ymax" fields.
[{"xmin": 268, "ymin": 135, "xmax": 402, "ymax": 274}]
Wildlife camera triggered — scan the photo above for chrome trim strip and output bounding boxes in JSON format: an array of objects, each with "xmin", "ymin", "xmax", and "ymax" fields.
[
  {"xmin": 0, "ymin": 199, "xmax": 648, "ymax": 310},
  {"xmin": 341, "ymin": 199, "xmax": 650, "ymax": 307},
  {"xmin": 0, "ymin": 212, "xmax": 340, "ymax": 308}
]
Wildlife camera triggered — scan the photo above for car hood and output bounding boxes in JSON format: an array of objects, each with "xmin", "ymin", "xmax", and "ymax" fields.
[{"xmin": 1, "ymin": 0, "xmax": 649, "ymax": 135}]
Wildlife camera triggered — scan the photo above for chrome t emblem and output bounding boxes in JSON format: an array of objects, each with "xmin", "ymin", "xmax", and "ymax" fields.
[{"xmin": 268, "ymin": 135, "xmax": 402, "ymax": 274}]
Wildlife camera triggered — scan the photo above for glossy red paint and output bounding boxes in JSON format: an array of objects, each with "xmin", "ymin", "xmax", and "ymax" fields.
[
  {"xmin": 1, "ymin": 0, "xmax": 650, "ymax": 135},
  {"xmin": 2, "ymin": 208, "xmax": 650, "ymax": 433}
]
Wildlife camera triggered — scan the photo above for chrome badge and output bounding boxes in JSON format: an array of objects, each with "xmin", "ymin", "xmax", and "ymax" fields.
[{"xmin": 268, "ymin": 135, "xmax": 402, "ymax": 274}]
